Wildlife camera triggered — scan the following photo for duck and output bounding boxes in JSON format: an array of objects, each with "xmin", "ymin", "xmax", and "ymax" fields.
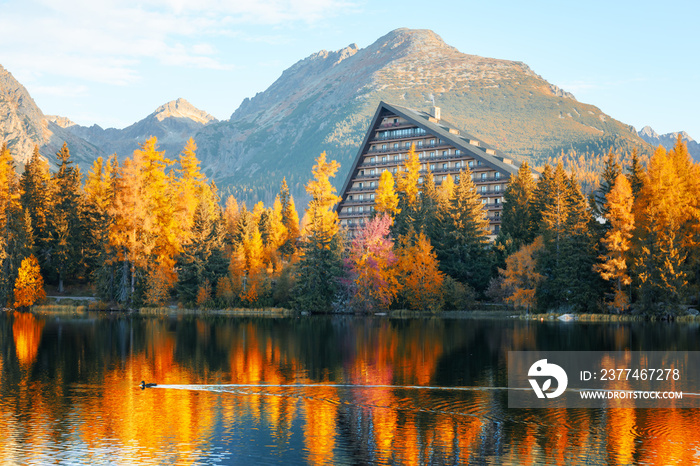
[{"xmin": 140, "ymin": 381, "xmax": 157, "ymax": 389}]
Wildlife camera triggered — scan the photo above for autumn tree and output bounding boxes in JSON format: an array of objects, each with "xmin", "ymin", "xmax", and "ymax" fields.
[
  {"xmin": 594, "ymin": 174, "xmax": 634, "ymax": 312},
  {"xmin": 632, "ymin": 139, "xmax": 698, "ymax": 311},
  {"xmin": 500, "ymin": 236, "xmax": 545, "ymax": 312},
  {"xmin": 292, "ymin": 152, "xmax": 344, "ymax": 312},
  {"xmin": 374, "ymin": 170, "xmax": 400, "ymax": 219},
  {"xmin": 393, "ymin": 144, "xmax": 421, "ymax": 237},
  {"xmin": 13, "ymin": 255, "xmax": 45, "ymax": 309},
  {"xmin": 0, "ymin": 144, "xmax": 30, "ymax": 305},
  {"xmin": 395, "ymin": 229, "xmax": 444, "ymax": 311},
  {"xmin": 343, "ymin": 214, "xmax": 399, "ymax": 312}
]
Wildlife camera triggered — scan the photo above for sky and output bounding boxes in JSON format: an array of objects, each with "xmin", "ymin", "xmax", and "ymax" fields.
[{"xmin": 1, "ymin": 0, "xmax": 698, "ymax": 139}]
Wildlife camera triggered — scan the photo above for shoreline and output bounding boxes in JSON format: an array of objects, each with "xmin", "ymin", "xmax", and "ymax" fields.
[{"xmin": 17, "ymin": 304, "xmax": 700, "ymax": 323}]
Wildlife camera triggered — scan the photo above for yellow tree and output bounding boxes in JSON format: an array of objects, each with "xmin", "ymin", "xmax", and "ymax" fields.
[
  {"xmin": 14, "ymin": 255, "xmax": 45, "ymax": 308},
  {"xmin": 374, "ymin": 170, "xmax": 400, "ymax": 218},
  {"xmin": 174, "ymin": 138, "xmax": 217, "ymax": 245},
  {"xmin": 302, "ymin": 151, "xmax": 341, "ymax": 240},
  {"xmin": 594, "ymin": 174, "xmax": 634, "ymax": 311},
  {"xmin": 500, "ymin": 236, "xmax": 545, "ymax": 311},
  {"xmin": 633, "ymin": 142, "xmax": 695, "ymax": 309},
  {"xmin": 396, "ymin": 230, "xmax": 444, "ymax": 311},
  {"xmin": 395, "ymin": 143, "xmax": 420, "ymax": 208},
  {"xmin": 393, "ymin": 143, "xmax": 421, "ymax": 236}
]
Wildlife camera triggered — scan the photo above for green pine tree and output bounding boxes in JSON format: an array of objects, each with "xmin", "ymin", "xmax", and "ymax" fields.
[{"xmin": 501, "ymin": 161, "xmax": 537, "ymax": 248}]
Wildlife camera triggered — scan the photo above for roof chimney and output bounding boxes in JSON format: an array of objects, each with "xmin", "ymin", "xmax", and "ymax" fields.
[{"xmin": 432, "ymin": 106, "xmax": 441, "ymax": 120}]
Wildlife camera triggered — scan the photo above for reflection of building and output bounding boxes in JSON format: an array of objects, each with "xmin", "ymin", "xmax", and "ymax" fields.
[{"xmin": 336, "ymin": 102, "xmax": 522, "ymax": 237}]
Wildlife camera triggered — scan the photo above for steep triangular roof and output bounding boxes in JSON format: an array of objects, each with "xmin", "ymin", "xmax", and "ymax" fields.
[{"xmin": 338, "ymin": 101, "xmax": 520, "ymax": 199}]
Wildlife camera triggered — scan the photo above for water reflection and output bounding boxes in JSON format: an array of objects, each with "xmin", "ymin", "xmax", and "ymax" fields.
[{"xmin": 0, "ymin": 311, "xmax": 700, "ymax": 464}]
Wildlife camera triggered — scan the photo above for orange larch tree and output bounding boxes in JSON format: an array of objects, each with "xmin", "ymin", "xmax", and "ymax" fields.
[
  {"xmin": 14, "ymin": 255, "xmax": 45, "ymax": 309},
  {"xmin": 594, "ymin": 174, "xmax": 634, "ymax": 311},
  {"xmin": 396, "ymin": 230, "xmax": 444, "ymax": 311},
  {"xmin": 500, "ymin": 236, "xmax": 545, "ymax": 312}
]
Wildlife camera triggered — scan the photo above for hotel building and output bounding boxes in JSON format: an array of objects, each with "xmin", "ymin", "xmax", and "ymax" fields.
[{"xmin": 336, "ymin": 101, "xmax": 522, "ymax": 238}]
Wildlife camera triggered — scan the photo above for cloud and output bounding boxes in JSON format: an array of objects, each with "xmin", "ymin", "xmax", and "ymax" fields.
[{"xmin": 0, "ymin": 0, "xmax": 356, "ymax": 87}]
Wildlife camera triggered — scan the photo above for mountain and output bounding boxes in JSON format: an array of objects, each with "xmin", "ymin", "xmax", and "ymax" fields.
[
  {"xmin": 192, "ymin": 28, "xmax": 651, "ymax": 205},
  {"xmin": 0, "ymin": 65, "xmax": 103, "ymax": 168},
  {"xmin": 638, "ymin": 126, "xmax": 699, "ymax": 162},
  {"xmin": 64, "ymin": 98, "xmax": 217, "ymax": 161},
  {"xmin": 0, "ymin": 29, "xmax": 658, "ymax": 205}
]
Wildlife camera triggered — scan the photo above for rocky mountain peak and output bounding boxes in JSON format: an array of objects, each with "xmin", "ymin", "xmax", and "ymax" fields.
[
  {"xmin": 375, "ymin": 28, "xmax": 454, "ymax": 53},
  {"xmin": 46, "ymin": 115, "xmax": 76, "ymax": 129},
  {"xmin": 152, "ymin": 98, "xmax": 216, "ymax": 125},
  {"xmin": 639, "ymin": 125, "xmax": 659, "ymax": 139}
]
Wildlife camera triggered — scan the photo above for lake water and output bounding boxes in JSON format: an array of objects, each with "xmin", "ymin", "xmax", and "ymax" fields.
[{"xmin": 1, "ymin": 310, "xmax": 699, "ymax": 465}]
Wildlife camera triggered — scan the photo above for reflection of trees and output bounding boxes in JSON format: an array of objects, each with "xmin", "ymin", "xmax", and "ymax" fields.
[{"xmin": 2, "ymin": 313, "xmax": 700, "ymax": 463}]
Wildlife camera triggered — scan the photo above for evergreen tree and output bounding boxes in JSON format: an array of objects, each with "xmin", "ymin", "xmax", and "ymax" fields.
[
  {"xmin": 626, "ymin": 148, "xmax": 645, "ymax": 198},
  {"xmin": 292, "ymin": 152, "xmax": 344, "ymax": 312},
  {"xmin": 536, "ymin": 165, "xmax": 599, "ymax": 312},
  {"xmin": 19, "ymin": 145, "xmax": 52, "ymax": 272},
  {"xmin": 278, "ymin": 178, "xmax": 300, "ymax": 258},
  {"xmin": 177, "ymin": 200, "xmax": 228, "ymax": 306},
  {"xmin": 417, "ymin": 169, "xmax": 441, "ymax": 241},
  {"xmin": 500, "ymin": 161, "xmax": 537, "ymax": 248},
  {"xmin": 48, "ymin": 143, "xmax": 84, "ymax": 291},
  {"xmin": 437, "ymin": 168, "xmax": 492, "ymax": 292}
]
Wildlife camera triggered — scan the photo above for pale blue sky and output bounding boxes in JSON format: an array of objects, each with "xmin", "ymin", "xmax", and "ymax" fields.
[{"xmin": 1, "ymin": 0, "xmax": 698, "ymax": 139}]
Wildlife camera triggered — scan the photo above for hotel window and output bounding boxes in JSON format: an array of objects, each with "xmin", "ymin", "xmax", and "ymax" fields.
[
  {"xmin": 370, "ymin": 157, "xmax": 375, "ymax": 163},
  {"xmin": 481, "ymin": 186, "xmax": 487, "ymax": 193},
  {"xmin": 394, "ymin": 143, "xmax": 399, "ymax": 149},
  {"xmin": 442, "ymin": 176, "xmax": 447, "ymax": 181},
  {"xmin": 392, "ymin": 168, "xmax": 397, "ymax": 174},
  {"xmin": 382, "ymin": 144, "xmax": 387, "ymax": 150},
  {"xmin": 393, "ymin": 118, "xmax": 398, "ymax": 124},
  {"xmin": 370, "ymin": 181, "xmax": 376, "ymax": 188},
  {"xmin": 495, "ymin": 172, "xmax": 501, "ymax": 180},
  {"xmin": 369, "ymin": 169, "xmax": 375, "ymax": 175},
  {"xmin": 442, "ymin": 150, "xmax": 448, "ymax": 156},
  {"xmin": 417, "ymin": 140, "xmax": 423, "ymax": 147},
  {"xmin": 468, "ymin": 161, "xmax": 474, "ymax": 168},
  {"xmin": 478, "ymin": 160, "xmax": 482, "ymax": 166},
  {"xmin": 482, "ymin": 199, "xmax": 487, "ymax": 204},
  {"xmin": 481, "ymin": 173, "xmax": 486, "ymax": 181},
  {"xmin": 442, "ymin": 163, "xmax": 447, "ymax": 170},
  {"xmin": 430, "ymin": 164, "xmax": 436, "ymax": 171},
  {"xmin": 430, "ymin": 151, "xmax": 435, "ymax": 158},
  {"xmin": 370, "ymin": 194, "xmax": 375, "ymax": 200},
  {"xmin": 430, "ymin": 139, "xmax": 436, "ymax": 146},
  {"xmin": 358, "ymin": 206, "xmax": 363, "ymax": 212},
  {"xmin": 348, "ymin": 195, "xmax": 353, "ymax": 200},
  {"xmin": 495, "ymin": 185, "xmax": 501, "ymax": 192},
  {"xmin": 405, "ymin": 142, "xmax": 410, "ymax": 148},
  {"xmin": 455, "ymin": 149, "xmax": 461, "ymax": 155},
  {"xmin": 394, "ymin": 155, "xmax": 399, "ymax": 161},
  {"xmin": 494, "ymin": 198, "xmax": 500, "ymax": 205},
  {"xmin": 382, "ymin": 156, "xmax": 386, "ymax": 162},
  {"xmin": 358, "ymin": 194, "xmax": 364, "ymax": 200},
  {"xmin": 455, "ymin": 162, "xmax": 461, "ymax": 168},
  {"xmin": 347, "ymin": 207, "xmax": 353, "ymax": 213},
  {"xmin": 359, "ymin": 182, "xmax": 363, "ymax": 188}
]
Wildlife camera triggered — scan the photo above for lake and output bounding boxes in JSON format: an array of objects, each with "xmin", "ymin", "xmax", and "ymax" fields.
[{"xmin": 1, "ymin": 310, "xmax": 699, "ymax": 465}]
